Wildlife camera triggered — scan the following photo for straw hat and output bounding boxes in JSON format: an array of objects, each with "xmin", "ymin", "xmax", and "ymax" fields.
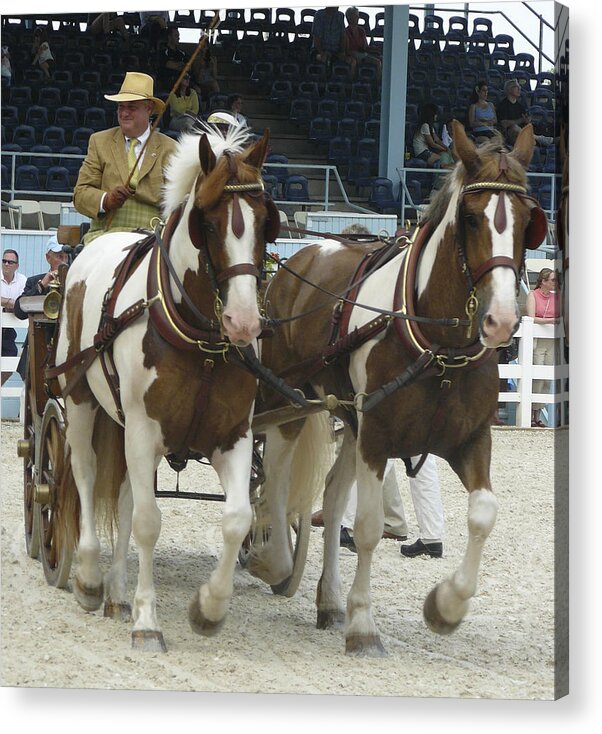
[{"xmin": 104, "ymin": 72, "xmax": 165, "ymax": 115}]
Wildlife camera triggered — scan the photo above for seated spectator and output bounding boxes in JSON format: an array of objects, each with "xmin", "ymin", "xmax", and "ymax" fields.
[
  {"xmin": 158, "ymin": 26, "xmax": 189, "ymax": 92},
  {"xmin": 1, "ymin": 45, "xmax": 12, "ymax": 88},
  {"xmin": 1, "ymin": 248, "xmax": 26, "ymax": 385},
  {"xmin": 311, "ymin": 6, "xmax": 346, "ymax": 66},
  {"xmin": 227, "ymin": 94, "xmax": 248, "ymax": 127},
  {"xmin": 31, "ymin": 26, "xmax": 54, "ymax": 80},
  {"xmin": 344, "ymin": 6, "xmax": 381, "ymax": 79},
  {"xmin": 139, "ymin": 11, "xmax": 169, "ymax": 47},
  {"xmin": 88, "ymin": 13, "xmax": 130, "ymax": 43},
  {"xmin": 467, "ymin": 80, "xmax": 498, "ymax": 143},
  {"xmin": 168, "ymin": 73, "xmax": 199, "ymax": 132},
  {"xmin": 412, "ymin": 103, "xmax": 454, "ymax": 168},
  {"xmin": 496, "ymin": 79, "xmax": 530, "ymax": 144},
  {"xmin": 191, "ymin": 42, "xmax": 220, "ymax": 112}
]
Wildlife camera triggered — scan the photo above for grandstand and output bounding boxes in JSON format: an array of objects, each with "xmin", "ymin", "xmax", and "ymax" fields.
[{"xmin": 1, "ymin": 6, "xmax": 566, "ymax": 229}]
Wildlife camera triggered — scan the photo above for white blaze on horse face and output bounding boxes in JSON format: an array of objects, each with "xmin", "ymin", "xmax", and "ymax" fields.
[
  {"xmin": 221, "ymin": 197, "xmax": 262, "ymax": 346},
  {"xmin": 481, "ymin": 194, "xmax": 520, "ymax": 347},
  {"xmin": 417, "ymin": 185, "xmax": 462, "ymax": 299}
]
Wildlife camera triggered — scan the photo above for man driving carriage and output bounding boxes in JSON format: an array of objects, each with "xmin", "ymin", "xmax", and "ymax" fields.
[{"xmin": 73, "ymin": 71, "xmax": 177, "ymax": 244}]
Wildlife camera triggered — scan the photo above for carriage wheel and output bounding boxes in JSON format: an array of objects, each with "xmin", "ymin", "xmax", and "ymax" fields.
[
  {"xmin": 36, "ymin": 399, "xmax": 74, "ymax": 588},
  {"xmin": 19, "ymin": 379, "xmax": 39, "ymax": 559}
]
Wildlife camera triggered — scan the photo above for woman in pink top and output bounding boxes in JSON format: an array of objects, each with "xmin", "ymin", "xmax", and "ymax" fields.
[{"xmin": 525, "ymin": 268, "xmax": 561, "ymax": 427}]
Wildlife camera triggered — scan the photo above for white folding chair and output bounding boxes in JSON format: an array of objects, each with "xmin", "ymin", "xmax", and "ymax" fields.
[{"xmin": 8, "ymin": 199, "xmax": 45, "ymax": 230}]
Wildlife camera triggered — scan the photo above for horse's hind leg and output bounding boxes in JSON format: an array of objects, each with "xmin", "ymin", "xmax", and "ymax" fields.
[
  {"xmin": 188, "ymin": 433, "xmax": 254, "ymax": 636},
  {"xmin": 103, "ymin": 474, "xmax": 133, "ymax": 622},
  {"xmin": 317, "ymin": 426, "xmax": 356, "ymax": 630},
  {"xmin": 64, "ymin": 399, "xmax": 104, "ymax": 612},
  {"xmin": 423, "ymin": 433, "xmax": 498, "ymax": 634}
]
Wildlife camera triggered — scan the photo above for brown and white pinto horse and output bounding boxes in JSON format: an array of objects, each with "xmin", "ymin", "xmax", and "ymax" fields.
[
  {"xmin": 54, "ymin": 124, "xmax": 279, "ymax": 652},
  {"xmin": 250, "ymin": 122, "xmax": 547, "ymax": 654}
]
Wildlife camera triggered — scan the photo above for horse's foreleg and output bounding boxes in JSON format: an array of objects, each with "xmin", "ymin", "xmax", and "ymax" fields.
[
  {"xmin": 188, "ymin": 433, "xmax": 254, "ymax": 636},
  {"xmin": 317, "ymin": 427, "xmax": 356, "ymax": 631},
  {"xmin": 65, "ymin": 400, "xmax": 104, "ymax": 612},
  {"xmin": 424, "ymin": 436, "xmax": 497, "ymax": 634},
  {"xmin": 247, "ymin": 424, "xmax": 299, "ymax": 585},
  {"xmin": 103, "ymin": 475, "xmax": 133, "ymax": 622},
  {"xmin": 125, "ymin": 422, "xmax": 165, "ymax": 652},
  {"xmin": 344, "ymin": 453, "xmax": 387, "ymax": 657}
]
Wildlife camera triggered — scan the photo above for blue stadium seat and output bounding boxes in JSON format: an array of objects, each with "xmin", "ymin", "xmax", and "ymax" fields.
[
  {"xmin": 328, "ymin": 136, "xmax": 352, "ymax": 167},
  {"xmin": 264, "ymin": 153, "xmax": 289, "ymax": 185},
  {"xmin": 283, "ymin": 175, "xmax": 311, "ymax": 202},
  {"xmin": 356, "ymin": 63, "xmax": 378, "ymax": 85},
  {"xmin": 42, "ymin": 126, "xmax": 67, "ymax": 152},
  {"xmin": 58, "ymin": 146, "xmax": 83, "ymax": 176},
  {"xmin": 423, "ymin": 14, "xmax": 445, "ymax": 40},
  {"xmin": 25, "ymin": 105, "xmax": 50, "ymax": 138},
  {"xmin": 514, "ymin": 53, "xmax": 536, "ymax": 76},
  {"xmin": 247, "ymin": 7, "xmax": 272, "ymax": 35},
  {"xmin": 346, "ymin": 156, "xmax": 373, "ymax": 193},
  {"xmin": 351, "ymin": 82, "xmax": 373, "ymax": 105},
  {"xmin": 317, "ymin": 98, "xmax": 340, "ymax": 120},
  {"xmin": 364, "ymin": 119, "xmax": 381, "ymax": 139},
  {"xmin": 45, "ymin": 166, "xmax": 72, "ymax": 192},
  {"xmin": 82, "ymin": 107, "xmax": 107, "ymax": 132},
  {"xmin": 297, "ymin": 9, "xmax": 316, "ymax": 38},
  {"xmin": 447, "ymin": 16, "xmax": 469, "ymax": 37},
  {"xmin": 304, "ymin": 63, "xmax": 328, "ymax": 87},
  {"xmin": 2, "ymin": 106, "xmax": 20, "ymax": 138},
  {"xmin": 66, "ymin": 88, "xmax": 90, "ymax": 115},
  {"xmin": 54, "ymin": 107, "xmax": 79, "ymax": 134},
  {"xmin": 250, "ymin": 61, "xmax": 274, "ymax": 91},
  {"xmin": 2, "ymin": 143, "xmax": 22, "ymax": 176},
  {"xmin": 470, "ymin": 17, "xmax": 494, "ymax": 41},
  {"xmin": 296, "ymin": 81, "xmax": 320, "ymax": 101},
  {"xmin": 490, "ymin": 51, "xmax": 511, "ymax": 75},
  {"xmin": 29, "ymin": 145, "xmax": 54, "ymax": 175},
  {"xmin": 273, "ymin": 8, "xmax": 296, "ymax": 37},
  {"xmin": 270, "ymin": 80, "xmax": 294, "ymax": 105},
  {"xmin": 38, "ymin": 86, "xmax": 62, "ymax": 108},
  {"xmin": 278, "ymin": 61, "xmax": 300, "ymax": 83},
  {"xmin": 289, "ymin": 97, "xmax": 314, "ymax": 126},
  {"xmin": 343, "ymin": 100, "xmax": 367, "ymax": 122},
  {"xmin": 356, "ymin": 137, "xmax": 378, "ymax": 163},
  {"xmin": 12, "ymin": 125, "xmax": 36, "ymax": 151},
  {"xmin": 369, "ymin": 177, "xmax": 398, "ymax": 213},
  {"xmin": 330, "ymin": 62, "xmax": 354, "ymax": 85},
  {"xmin": 492, "ymin": 34, "xmax": 515, "ymax": 58},
  {"xmin": 8, "ymin": 86, "xmax": 32, "ymax": 116},
  {"xmin": 530, "ymin": 88, "xmax": 555, "ymax": 110},
  {"xmin": 337, "ymin": 118, "xmax": 359, "ymax": 140},
  {"xmin": 15, "ymin": 164, "xmax": 41, "ymax": 191},
  {"xmin": 308, "ymin": 117, "xmax": 332, "ymax": 144},
  {"xmin": 71, "ymin": 127, "xmax": 94, "ymax": 151}
]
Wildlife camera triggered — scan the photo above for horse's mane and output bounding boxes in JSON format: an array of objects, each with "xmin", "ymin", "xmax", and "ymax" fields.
[
  {"xmin": 423, "ymin": 135, "xmax": 529, "ymax": 231},
  {"xmin": 161, "ymin": 122, "xmax": 254, "ymax": 216}
]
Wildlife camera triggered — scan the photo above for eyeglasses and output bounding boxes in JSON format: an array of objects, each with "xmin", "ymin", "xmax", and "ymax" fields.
[{"xmin": 2, "ymin": 259, "xmax": 18, "ymax": 265}]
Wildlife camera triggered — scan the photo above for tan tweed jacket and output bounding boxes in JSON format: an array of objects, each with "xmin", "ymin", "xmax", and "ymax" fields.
[{"xmin": 73, "ymin": 127, "xmax": 177, "ymax": 244}]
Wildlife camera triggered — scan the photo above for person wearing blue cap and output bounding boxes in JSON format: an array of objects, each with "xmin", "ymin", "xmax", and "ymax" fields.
[
  {"xmin": 13, "ymin": 234, "xmax": 68, "ymax": 319},
  {"xmin": 12, "ymin": 234, "xmax": 69, "ymax": 379}
]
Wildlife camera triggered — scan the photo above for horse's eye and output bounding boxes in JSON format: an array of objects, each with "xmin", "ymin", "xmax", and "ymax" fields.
[{"xmin": 464, "ymin": 213, "xmax": 479, "ymax": 229}]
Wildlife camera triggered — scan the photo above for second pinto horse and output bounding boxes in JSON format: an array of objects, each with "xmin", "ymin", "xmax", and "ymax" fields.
[{"xmin": 250, "ymin": 122, "xmax": 547, "ymax": 655}]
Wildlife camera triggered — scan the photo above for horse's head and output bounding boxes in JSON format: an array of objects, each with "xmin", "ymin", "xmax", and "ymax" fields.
[
  {"xmin": 451, "ymin": 120, "xmax": 547, "ymax": 348},
  {"xmin": 187, "ymin": 129, "xmax": 280, "ymax": 347}
]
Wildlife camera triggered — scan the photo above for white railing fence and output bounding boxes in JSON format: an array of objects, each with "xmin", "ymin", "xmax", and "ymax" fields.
[
  {"xmin": 1, "ymin": 313, "xmax": 568, "ymax": 428},
  {"xmin": 498, "ymin": 317, "xmax": 568, "ymax": 428}
]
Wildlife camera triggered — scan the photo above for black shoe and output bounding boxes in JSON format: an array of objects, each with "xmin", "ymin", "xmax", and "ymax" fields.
[
  {"xmin": 339, "ymin": 527, "xmax": 357, "ymax": 553},
  {"xmin": 400, "ymin": 538, "xmax": 443, "ymax": 558}
]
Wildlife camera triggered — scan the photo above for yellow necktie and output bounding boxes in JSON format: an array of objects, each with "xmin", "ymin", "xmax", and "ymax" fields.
[{"xmin": 128, "ymin": 137, "xmax": 139, "ymax": 189}]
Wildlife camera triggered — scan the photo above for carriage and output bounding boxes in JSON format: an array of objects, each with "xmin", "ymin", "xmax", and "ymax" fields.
[{"xmin": 15, "ymin": 120, "xmax": 548, "ymax": 655}]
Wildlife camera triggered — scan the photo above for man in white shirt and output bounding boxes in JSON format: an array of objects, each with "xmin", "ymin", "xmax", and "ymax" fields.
[{"xmin": 1, "ymin": 248, "xmax": 26, "ymax": 384}]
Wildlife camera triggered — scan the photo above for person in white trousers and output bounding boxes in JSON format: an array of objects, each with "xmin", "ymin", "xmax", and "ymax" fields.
[{"xmin": 339, "ymin": 455, "xmax": 444, "ymax": 558}]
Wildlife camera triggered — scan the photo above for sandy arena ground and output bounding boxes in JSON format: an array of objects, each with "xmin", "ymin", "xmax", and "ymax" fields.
[{"xmin": 1, "ymin": 419, "xmax": 567, "ymax": 701}]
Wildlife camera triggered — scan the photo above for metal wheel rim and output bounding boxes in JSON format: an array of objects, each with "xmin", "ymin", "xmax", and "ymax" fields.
[
  {"xmin": 37, "ymin": 400, "xmax": 73, "ymax": 588},
  {"xmin": 23, "ymin": 380, "xmax": 39, "ymax": 559}
]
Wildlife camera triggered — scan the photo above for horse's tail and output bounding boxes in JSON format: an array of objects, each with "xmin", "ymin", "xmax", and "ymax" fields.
[
  {"xmin": 92, "ymin": 409, "xmax": 127, "ymax": 541},
  {"xmin": 286, "ymin": 412, "xmax": 335, "ymax": 520}
]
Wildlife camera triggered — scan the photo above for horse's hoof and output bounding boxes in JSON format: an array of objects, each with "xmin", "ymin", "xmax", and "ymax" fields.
[
  {"xmin": 188, "ymin": 595, "xmax": 225, "ymax": 637},
  {"xmin": 316, "ymin": 609, "xmax": 345, "ymax": 630},
  {"xmin": 345, "ymin": 634, "xmax": 387, "ymax": 657},
  {"xmin": 423, "ymin": 586, "xmax": 463, "ymax": 635},
  {"xmin": 131, "ymin": 630, "xmax": 167, "ymax": 653},
  {"xmin": 270, "ymin": 576, "xmax": 293, "ymax": 596},
  {"xmin": 104, "ymin": 600, "xmax": 133, "ymax": 622},
  {"xmin": 73, "ymin": 575, "xmax": 104, "ymax": 612}
]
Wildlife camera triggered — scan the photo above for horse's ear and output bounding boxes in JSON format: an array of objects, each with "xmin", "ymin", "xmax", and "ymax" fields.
[
  {"xmin": 244, "ymin": 129, "xmax": 271, "ymax": 170},
  {"xmin": 511, "ymin": 123, "xmax": 535, "ymax": 169},
  {"xmin": 199, "ymin": 133, "xmax": 217, "ymax": 176},
  {"xmin": 451, "ymin": 119, "xmax": 480, "ymax": 176},
  {"xmin": 525, "ymin": 200, "xmax": 548, "ymax": 250}
]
